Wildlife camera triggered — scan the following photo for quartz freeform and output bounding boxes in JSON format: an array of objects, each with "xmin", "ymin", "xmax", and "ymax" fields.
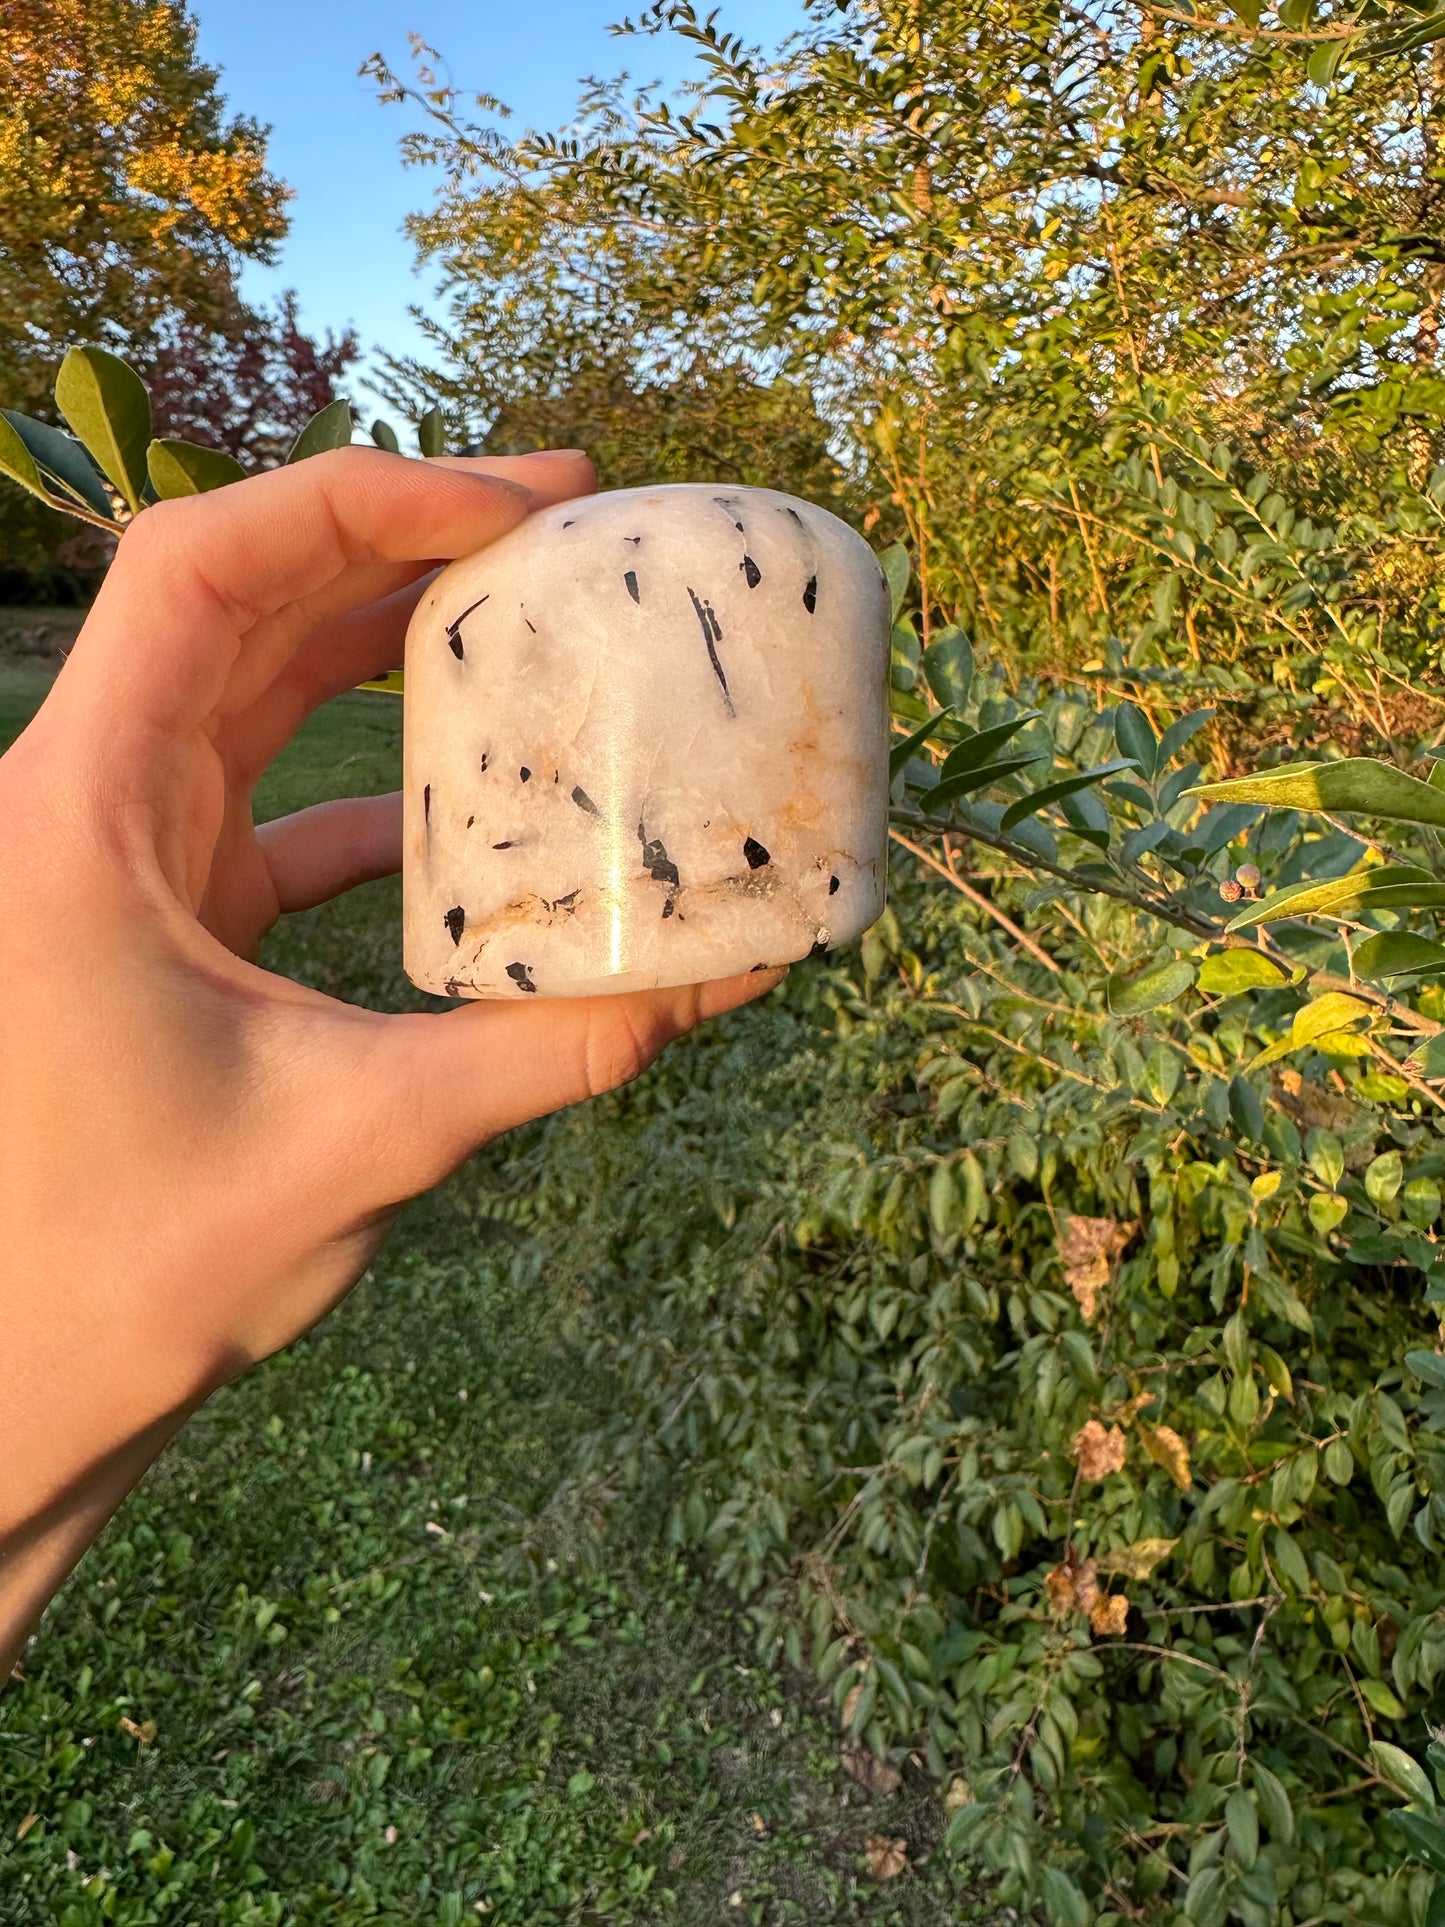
[{"xmin": 402, "ymin": 482, "xmax": 892, "ymax": 999}]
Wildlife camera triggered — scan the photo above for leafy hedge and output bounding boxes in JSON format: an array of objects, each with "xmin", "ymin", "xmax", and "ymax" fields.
[{"xmin": 460, "ymin": 612, "xmax": 1445, "ymax": 1927}]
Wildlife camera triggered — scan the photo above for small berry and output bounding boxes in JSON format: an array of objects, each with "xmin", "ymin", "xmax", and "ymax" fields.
[
  {"xmin": 1235, "ymin": 862, "xmax": 1262, "ymax": 893},
  {"xmin": 1219, "ymin": 879, "xmax": 1245, "ymax": 903}
]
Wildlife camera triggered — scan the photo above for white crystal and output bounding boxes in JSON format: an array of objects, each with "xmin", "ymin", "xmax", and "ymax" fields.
[{"xmin": 402, "ymin": 482, "xmax": 891, "ymax": 999}]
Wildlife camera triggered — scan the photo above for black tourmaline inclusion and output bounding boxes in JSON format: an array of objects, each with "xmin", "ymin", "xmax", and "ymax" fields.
[
  {"xmin": 506, "ymin": 961, "xmax": 538, "ymax": 993},
  {"xmin": 741, "ymin": 554, "xmax": 761, "ymax": 588},
  {"xmin": 571, "ymin": 786, "xmax": 600, "ymax": 816},
  {"xmin": 444, "ymin": 905, "xmax": 465, "ymax": 944},
  {"xmin": 743, "ymin": 837, "xmax": 771, "ymax": 870},
  {"xmin": 829, "ymin": 874, "xmax": 840, "ymax": 895},
  {"xmin": 803, "ymin": 574, "xmax": 818, "ymax": 613}
]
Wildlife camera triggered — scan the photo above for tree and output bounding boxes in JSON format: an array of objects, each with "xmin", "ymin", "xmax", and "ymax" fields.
[
  {"xmin": 0, "ymin": 0, "xmax": 290, "ymax": 588},
  {"xmin": 368, "ymin": 0, "xmax": 1445, "ymax": 706}
]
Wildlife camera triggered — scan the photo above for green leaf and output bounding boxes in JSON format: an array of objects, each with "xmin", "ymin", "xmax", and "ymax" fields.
[
  {"xmin": 145, "ymin": 439, "xmax": 246, "ymax": 499},
  {"xmin": 1394, "ymin": 1809, "xmax": 1445, "ymax": 1877},
  {"xmin": 938, "ymin": 712, "xmax": 1042, "ymax": 780},
  {"xmin": 889, "ymin": 706, "xmax": 953, "ymax": 779},
  {"xmin": 1114, "ymin": 702, "xmax": 1159, "ymax": 780},
  {"xmin": 1373, "ymin": 9, "xmax": 1445, "ymax": 57},
  {"xmin": 1038, "ymin": 1866, "xmax": 1089, "ymax": 1927},
  {"xmin": 1225, "ymin": 866, "xmax": 1445, "ymax": 931},
  {"xmin": 925, "ymin": 756, "xmax": 1044, "ymax": 811},
  {"xmin": 0, "ymin": 412, "xmax": 59, "ymax": 510},
  {"xmin": 1252, "ymin": 1762, "xmax": 1295, "ymax": 1846},
  {"xmin": 1250, "ymin": 992, "xmax": 1373, "ymax": 1068},
  {"xmin": 1189, "ymin": 758, "xmax": 1445, "ymax": 830},
  {"xmin": 1157, "ymin": 710, "xmax": 1214, "ymax": 767},
  {"xmin": 287, "ymin": 399, "xmax": 355, "ymax": 464},
  {"xmin": 1309, "ymin": 1193, "xmax": 1348, "ymax": 1234},
  {"xmin": 1108, "ymin": 957, "xmax": 1197, "ymax": 1015},
  {"xmin": 1226, "ymin": 1788, "xmax": 1260, "ymax": 1869},
  {"xmin": 417, "ymin": 405, "xmax": 447, "ymax": 458},
  {"xmin": 1197, "ymin": 949, "xmax": 1288, "ymax": 995},
  {"xmin": 878, "ymin": 543, "xmax": 910, "ymax": 623},
  {"xmin": 0, "ymin": 409, "xmax": 116, "ymax": 520},
  {"xmin": 1371, "ymin": 1741, "xmax": 1438, "ymax": 1806},
  {"xmin": 54, "ymin": 345, "xmax": 152, "ymax": 511},
  {"xmin": 1307, "ymin": 34, "xmax": 1350, "ymax": 85},
  {"xmin": 1366, "ymin": 1151, "xmax": 1405, "ymax": 1205},
  {"xmin": 1354, "ymin": 932, "xmax": 1445, "ymax": 979},
  {"xmin": 1001, "ymin": 759, "xmax": 1137, "ymax": 832},
  {"xmin": 922, "ymin": 625, "xmax": 974, "ymax": 711},
  {"xmin": 371, "ymin": 419, "xmax": 401, "ymax": 453},
  {"xmin": 1406, "ymin": 1349, "xmax": 1445, "ymax": 1389},
  {"xmin": 1409, "ymin": 1035, "xmax": 1445, "ymax": 1078}
]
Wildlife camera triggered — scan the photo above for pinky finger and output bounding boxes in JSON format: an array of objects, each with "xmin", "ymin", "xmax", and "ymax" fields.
[{"xmin": 257, "ymin": 792, "xmax": 402, "ymax": 913}]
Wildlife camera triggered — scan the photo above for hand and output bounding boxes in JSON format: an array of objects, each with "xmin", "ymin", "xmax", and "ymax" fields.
[{"xmin": 0, "ymin": 447, "xmax": 783, "ymax": 1671}]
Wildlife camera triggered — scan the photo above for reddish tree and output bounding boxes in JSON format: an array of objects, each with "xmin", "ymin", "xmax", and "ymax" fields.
[{"xmin": 141, "ymin": 289, "xmax": 361, "ymax": 468}]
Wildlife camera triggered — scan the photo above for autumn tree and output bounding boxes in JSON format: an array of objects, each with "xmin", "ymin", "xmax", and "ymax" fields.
[{"xmin": 0, "ymin": 0, "xmax": 290, "ymax": 585}]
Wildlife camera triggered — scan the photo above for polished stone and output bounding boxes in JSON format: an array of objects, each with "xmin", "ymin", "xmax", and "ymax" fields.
[{"xmin": 403, "ymin": 482, "xmax": 891, "ymax": 998}]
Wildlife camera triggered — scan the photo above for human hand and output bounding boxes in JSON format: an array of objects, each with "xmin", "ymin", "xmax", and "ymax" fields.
[{"xmin": 0, "ymin": 448, "xmax": 784, "ymax": 1669}]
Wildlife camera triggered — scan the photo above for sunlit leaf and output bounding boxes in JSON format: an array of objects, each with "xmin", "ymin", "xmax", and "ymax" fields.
[
  {"xmin": 0, "ymin": 409, "xmax": 116, "ymax": 520},
  {"xmin": 146, "ymin": 439, "xmax": 246, "ymax": 498},
  {"xmin": 1190, "ymin": 758, "xmax": 1445, "ymax": 829},
  {"xmin": 1225, "ymin": 866, "xmax": 1445, "ymax": 930},
  {"xmin": 1370, "ymin": 1741, "xmax": 1438, "ymax": 1807},
  {"xmin": 1197, "ymin": 949, "xmax": 1289, "ymax": 994},
  {"xmin": 54, "ymin": 346, "xmax": 151, "ymax": 511}
]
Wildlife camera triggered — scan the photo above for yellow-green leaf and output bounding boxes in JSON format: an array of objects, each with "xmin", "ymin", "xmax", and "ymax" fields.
[
  {"xmin": 54, "ymin": 345, "xmax": 151, "ymax": 511},
  {"xmin": 1249, "ymin": 992, "xmax": 1373, "ymax": 1068},
  {"xmin": 1226, "ymin": 866, "xmax": 1445, "ymax": 931},
  {"xmin": 1353, "ymin": 931, "xmax": 1445, "ymax": 980},
  {"xmin": 1108, "ymin": 957, "xmax": 1197, "ymax": 1015},
  {"xmin": 1188, "ymin": 757, "xmax": 1445, "ymax": 830},
  {"xmin": 1197, "ymin": 949, "xmax": 1288, "ymax": 995},
  {"xmin": 146, "ymin": 439, "xmax": 246, "ymax": 498}
]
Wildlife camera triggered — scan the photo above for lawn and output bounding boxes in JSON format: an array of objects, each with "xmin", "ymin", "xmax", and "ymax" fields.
[{"xmin": 0, "ymin": 666, "xmax": 962, "ymax": 1926}]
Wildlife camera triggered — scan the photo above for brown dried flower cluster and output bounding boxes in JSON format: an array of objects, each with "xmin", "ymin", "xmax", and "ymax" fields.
[{"xmin": 1058, "ymin": 1214, "xmax": 1134, "ymax": 1321}]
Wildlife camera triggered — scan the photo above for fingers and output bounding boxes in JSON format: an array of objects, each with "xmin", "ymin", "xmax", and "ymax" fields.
[
  {"xmin": 66, "ymin": 448, "xmax": 593, "ymax": 741},
  {"xmin": 338, "ymin": 969, "xmax": 788, "ymax": 1202},
  {"xmin": 256, "ymin": 792, "xmax": 402, "ymax": 914}
]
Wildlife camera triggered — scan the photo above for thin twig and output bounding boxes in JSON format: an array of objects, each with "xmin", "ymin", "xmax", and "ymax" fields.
[{"xmin": 890, "ymin": 828, "xmax": 1063, "ymax": 975}]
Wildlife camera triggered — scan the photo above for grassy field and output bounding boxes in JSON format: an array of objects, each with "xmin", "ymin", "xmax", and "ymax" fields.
[{"xmin": 0, "ymin": 665, "xmax": 962, "ymax": 1926}]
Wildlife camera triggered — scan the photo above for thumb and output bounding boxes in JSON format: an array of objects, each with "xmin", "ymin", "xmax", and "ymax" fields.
[{"xmin": 337, "ymin": 970, "xmax": 787, "ymax": 1203}]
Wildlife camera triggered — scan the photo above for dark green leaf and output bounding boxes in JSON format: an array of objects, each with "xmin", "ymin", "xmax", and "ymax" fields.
[
  {"xmin": 1354, "ymin": 932, "xmax": 1445, "ymax": 979},
  {"xmin": 1394, "ymin": 1810, "xmax": 1445, "ymax": 1877},
  {"xmin": 1157, "ymin": 710, "xmax": 1214, "ymax": 767},
  {"xmin": 1115, "ymin": 702, "xmax": 1159, "ymax": 780},
  {"xmin": 287, "ymin": 399, "xmax": 355, "ymax": 464},
  {"xmin": 0, "ymin": 409, "xmax": 116, "ymax": 520},
  {"xmin": 878, "ymin": 542, "xmax": 910, "ymax": 623},
  {"xmin": 1406, "ymin": 1350, "xmax": 1445, "ymax": 1389},
  {"xmin": 417, "ymin": 405, "xmax": 447, "ymax": 458},
  {"xmin": 923, "ymin": 625, "xmax": 973, "ymax": 710},
  {"xmin": 371, "ymin": 419, "xmax": 401, "ymax": 453},
  {"xmin": 1189, "ymin": 757, "xmax": 1445, "ymax": 830},
  {"xmin": 925, "ymin": 754, "xmax": 1045, "ymax": 811},
  {"xmin": 938, "ymin": 712, "xmax": 1041, "ymax": 780},
  {"xmin": 53, "ymin": 346, "xmax": 152, "ymax": 511},
  {"xmin": 889, "ymin": 707, "xmax": 954, "ymax": 779},
  {"xmin": 1000, "ymin": 759, "xmax": 1137, "ymax": 832},
  {"xmin": 146, "ymin": 439, "xmax": 246, "ymax": 498},
  {"xmin": 1307, "ymin": 34, "xmax": 1350, "ymax": 84}
]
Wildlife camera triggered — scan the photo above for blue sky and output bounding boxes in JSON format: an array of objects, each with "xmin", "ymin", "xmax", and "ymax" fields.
[{"xmin": 189, "ymin": 1, "xmax": 805, "ymax": 406}]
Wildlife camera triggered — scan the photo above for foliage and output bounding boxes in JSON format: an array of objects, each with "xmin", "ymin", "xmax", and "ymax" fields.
[
  {"xmin": 0, "ymin": 679, "xmax": 968, "ymax": 1927},
  {"xmin": 367, "ymin": 0, "xmax": 1445, "ymax": 724},
  {"xmin": 0, "ymin": 0, "xmax": 292, "ymax": 585}
]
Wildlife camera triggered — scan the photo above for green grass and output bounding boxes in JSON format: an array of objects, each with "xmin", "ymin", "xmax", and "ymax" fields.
[{"xmin": 0, "ymin": 668, "xmax": 964, "ymax": 1927}]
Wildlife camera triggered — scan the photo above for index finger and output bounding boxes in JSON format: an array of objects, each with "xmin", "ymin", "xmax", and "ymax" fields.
[{"xmin": 61, "ymin": 447, "xmax": 546, "ymax": 737}]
